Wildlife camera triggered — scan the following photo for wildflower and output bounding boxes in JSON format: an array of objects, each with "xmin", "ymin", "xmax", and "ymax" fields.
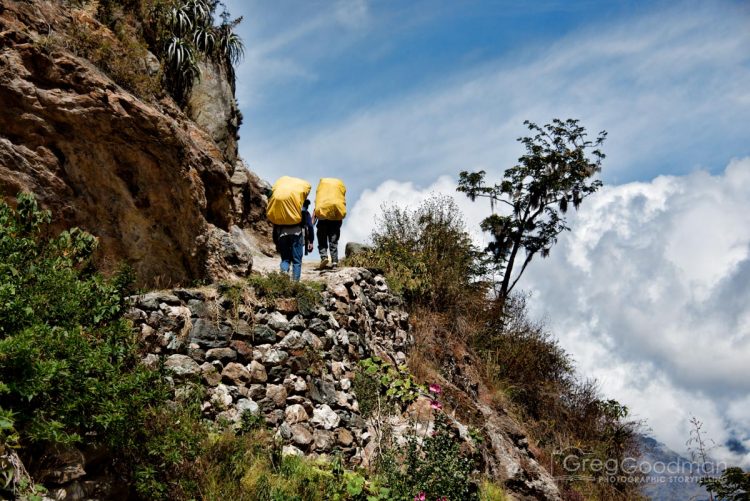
[
  {"xmin": 430, "ymin": 400, "xmax": 443, "ymax": 410},
  {"xmin": 428, "ymin": 383, "xmax": 442, "ymax": 394},
  {"xmin": 414, "ymin": 492, "xmax": 426, "ymax": 501}
]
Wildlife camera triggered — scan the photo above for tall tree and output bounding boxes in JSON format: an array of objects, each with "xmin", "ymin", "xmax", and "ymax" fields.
[{"xmin": 458, "ymin": 118, "xmax": 606, "ymax": 303}]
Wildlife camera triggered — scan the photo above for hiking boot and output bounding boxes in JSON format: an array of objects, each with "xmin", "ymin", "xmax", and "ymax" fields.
[
  {"xmin": 319, "ymin": 257, "xmax": 329, "ymax": 269},
  {"xmin": 331, "ymin": 261, "xmax": 338, "ymax": 269}
]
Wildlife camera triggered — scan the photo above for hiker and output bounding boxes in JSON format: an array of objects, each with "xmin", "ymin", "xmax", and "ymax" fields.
[
  {"xmin": 313, "ymin": 178, "xmax": 347, "ymax": 269},
  {"xmin": 267, "ymin": 176, "xmax": 312, "ymax": 281}
]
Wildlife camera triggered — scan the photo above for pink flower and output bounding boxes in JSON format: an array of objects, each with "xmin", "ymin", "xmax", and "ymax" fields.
[
  {"xmin": 428, "ymin": 383, "xmax": 442, "ymax": 394},
  {"xmin": 414, "ymin": 492, "xmax": 426, "ymax": 501},
  {"xmin": 430, "ymin": 400, "xmax": 443, "ymax": 410}
]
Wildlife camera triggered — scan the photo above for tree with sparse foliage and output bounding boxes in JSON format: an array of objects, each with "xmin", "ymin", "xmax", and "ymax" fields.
[{"xmin": 458, "ymin": 119, "xmax": 606, "ymax": 304}]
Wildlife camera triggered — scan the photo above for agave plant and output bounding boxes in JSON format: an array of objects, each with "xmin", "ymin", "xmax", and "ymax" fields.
[
  {"xmin": 192, "ymin": 25, "xmax": 216, "ymax": 53},
  {"xmin": 156, "ymin": 0, "xmax": 244, "ymax": 102},
  {"xmin": 165, "ymin": 36, "xmax": 195, "ymax": 71},
  {"xmin": 218, "ymin": 21, "xmax": 244, "ymax": 65}
]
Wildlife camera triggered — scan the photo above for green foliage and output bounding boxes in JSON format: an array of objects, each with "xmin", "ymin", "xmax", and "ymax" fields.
[
  {"xmin": 479, "ymin": 480, "xmax": 508, "ymax": 501},
  {"xmin": 378, "ymin": 413, "xmax": 478, "ymax": 501},
  {"xmin": 88, "ymin": 0, "xmax": 245, "ymax": 103},
  {"xmin": 346, "ymin": 195, "xmax": 487, "ymax": 313},
  {"xmin": 700, "ymin": 467, "xmax": 750, "ymax": 501},
  {"xmin": 354, "ymin": 358, "xmax": 423, "ymax": 418},
  {"xmin": 474, "ymin": 294, "xmax": 573, "ymax": 420},
  {"xmin": 0, "ymin": 194, "xmax": 191, "ymax": 497},
  {"xmin": 458, "ymin": 119, "xmax": 606, "ymax": 301},
  {"xmin": 150, "ymin": 0, "xmax": 245, "ymax": 102},
  {"xmin": 51, "ymin": 6, "xmax": 163, "ymax": 101},
  {"xmin": 193, "ymin": 429, "xmax": 388, "ymax": 501},
  {"xmin": 248, "ymin": 272, "xmax": 323, "ymax": 313}
]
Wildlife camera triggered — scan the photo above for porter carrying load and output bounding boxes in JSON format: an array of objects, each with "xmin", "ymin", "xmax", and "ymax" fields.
[
  {"xmin": 266, "ymin": 176, "xmax": 312, "ymax": 225},
  {"xmin": 313, "ymin": 178, "xmax": 347, "ymax": 221}
]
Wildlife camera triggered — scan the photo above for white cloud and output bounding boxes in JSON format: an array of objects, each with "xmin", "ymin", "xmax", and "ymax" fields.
[{"xmin": 343, "ymin": 157, "xmax": 750, "ymax": 467}]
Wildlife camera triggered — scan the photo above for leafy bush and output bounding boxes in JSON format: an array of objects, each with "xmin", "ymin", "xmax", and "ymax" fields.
[
  {"xmin": 377, "ymin": 413, "xmax": 478, "ymax": 501},
  {"xmin": 353, "ymin": 357, "xmax": 423, "ymax": 418},
  {"xmin": 346, "ymin": 195, "xmax": 487, "ymax": 314},
  {"xmin": 0, "ymin": 194, "xmax": 183, "ymax": 496}
]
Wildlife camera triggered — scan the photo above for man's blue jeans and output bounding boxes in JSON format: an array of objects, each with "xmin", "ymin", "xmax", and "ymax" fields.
[{"xmin": 279, "ymin": 233, "xmax": 304, "ymax": 281}]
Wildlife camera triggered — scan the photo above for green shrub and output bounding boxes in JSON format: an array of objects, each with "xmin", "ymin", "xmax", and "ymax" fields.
[
  {"xmin": 377, "ymin": 413, "xmax": 478, "ymax": 501},
  {"xmin": 0, "ymin": 194, "xmax": 201, "ymax": 498},
  {"xmin": 353, "ymin": 357, "xmax": 423, "ymax": 418},
  {"xmin": 474, "ymin": 294, "xmax": 574, "ymax": 420},
  {"xmin": 248, "ymin": 272, "xmax": 323, "ymax": 313},
  {"xmin": 346, "ymin": 195, "xmax": 487, "ymax": 314}
]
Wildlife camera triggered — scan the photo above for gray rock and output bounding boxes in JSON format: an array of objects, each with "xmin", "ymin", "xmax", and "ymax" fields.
[
  {"xmin": 267, "ymin": 311, "xmax": 290, "ymax": 331},
  {"xmin": 236, "ymin": 398, "xmax": 260, "ymax": 416},
  {"xmin": 210, "ymin": 384, "xmax": 233, "ymax": 408},
  {"xmin": 309, "ymin": 380, "xmax": 337, "ymax": 405},
  {"xmin": 253, "ymin": 324, "xmax": 277, "ymax": 344},
  {"xmin": 282, "ymin": 445, "xmax": 304, "ymax": 457},
  {"xmin": 190, "ymin": 319, "xmax": 232, "ymax": 349},
  {"xmin": 265, "ymin": 409, "xmax": 285, "ymax": 426},
  {"xmin": 313, "ymin": 429, "xmax": 335, "ymax": 451},
  {"xmin": 247, "ymin": 384, "xmax": 266, "ymax": 400},
  {"xmin": 261, "ymin": 348, "xmax": 289, "ymax": 366},
  {"xmin": 278, "ymin": 331, "xmax": 305, "ymax": 350},
  {"xmin": 138, "ymin": 291, "xmax": 181, "ymax": 310},
  {"xmin": 269, "ymin": 365, "xmax": 291, "ymax": 382},
  {"xmin": 164, "ymin": 354, "xmax": 200, "ymax": 378},
  {"xmin": 290, "ymin": 423, "xmax": 313, "ymax": 445},
  {"xmin": 301, "ymin": 330, "xmax": 323, "ymax": 350},
  {"xmin": 187, "ymin": 299, "xmax": 210, "ymax": 317},
  {"xmin": 308, "ymin": 318, "xmax": 328, "ymax": 334},
  {"xmin": 206, "ymin": 347, "xmax": 237, "ymax": 363}
]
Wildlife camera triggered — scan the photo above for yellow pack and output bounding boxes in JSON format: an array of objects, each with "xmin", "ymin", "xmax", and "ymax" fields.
[
  {"xmin": 314, "ymin": 178, "xmax": 347, "ymax": 221},
  {"xmin": 266, "ymin": 176, "xmax": 311, "ymax": 225}
]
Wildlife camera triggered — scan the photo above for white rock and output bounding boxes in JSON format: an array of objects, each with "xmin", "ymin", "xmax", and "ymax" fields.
[{"xmin": 310, "ymin": 405, "xmax": 340, "ymax": 430}]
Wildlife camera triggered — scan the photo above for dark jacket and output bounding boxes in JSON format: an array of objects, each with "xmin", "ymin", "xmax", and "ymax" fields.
[{"xmin": 302, "ymin": 209, "xmax": 314, "ymax": 253}]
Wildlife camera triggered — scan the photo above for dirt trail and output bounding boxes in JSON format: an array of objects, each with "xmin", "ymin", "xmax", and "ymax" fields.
[{"xmin": 251, "ymin": 252, "xmax": 339, "ymax": 283}]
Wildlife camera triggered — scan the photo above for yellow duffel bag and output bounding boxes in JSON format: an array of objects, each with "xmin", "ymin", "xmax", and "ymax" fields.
[
  {"xmin": 314, "ymin": 178, "xmax": 347, "ymax": 220},
  {"xmin": 266, "ymin": 176, "xmax": 311, "ymax": 225}
]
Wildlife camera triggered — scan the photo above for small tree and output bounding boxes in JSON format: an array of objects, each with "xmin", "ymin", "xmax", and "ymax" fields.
[{"xmin": 458, "ymin": 119, "xmax": 606, "ymax": 304}]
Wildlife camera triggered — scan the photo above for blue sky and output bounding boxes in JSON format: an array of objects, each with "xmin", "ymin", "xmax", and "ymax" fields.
[
  {"xmin": 227, "ymin": 0, "xmax": 749, "ymax": 199},
  {"xmin": 226, "ymin": 0, "xmax": 750, "ymax": 468}
]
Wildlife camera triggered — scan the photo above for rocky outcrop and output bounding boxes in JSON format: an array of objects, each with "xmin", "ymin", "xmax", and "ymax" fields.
[
  {"xmin": 0, "ymin": 1, "xmax": 270, "ymax": 286},
  {"xmin": 186, "ymin": 59, "xmax": 241, "ymax": 165}
]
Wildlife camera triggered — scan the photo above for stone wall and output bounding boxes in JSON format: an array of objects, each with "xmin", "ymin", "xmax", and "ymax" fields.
[{"xmin": 127, "ymin": 268, "xmax": 411, "ymax": 461}]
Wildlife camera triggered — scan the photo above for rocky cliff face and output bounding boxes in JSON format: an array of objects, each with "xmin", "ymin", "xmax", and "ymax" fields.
[{"xmin": 0, "ymin": 0, "xmax": 270, "ymax": 287}]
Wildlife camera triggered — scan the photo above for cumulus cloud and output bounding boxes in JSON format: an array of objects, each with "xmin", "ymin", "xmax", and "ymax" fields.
[{"xmin": 343, "ymin": 157, "xmax": 750, "ymax": 467}]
